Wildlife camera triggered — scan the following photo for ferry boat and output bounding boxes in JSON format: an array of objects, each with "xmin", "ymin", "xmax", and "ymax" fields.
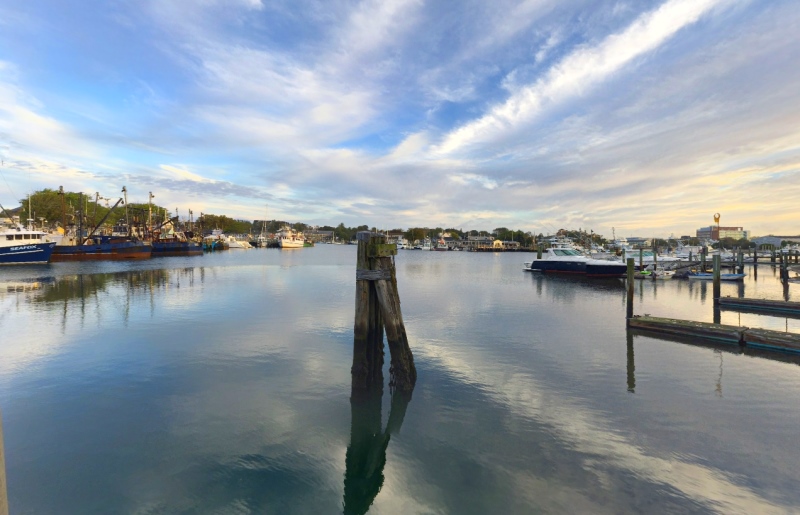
[
  {"xmin": 524, "ymin": 247, "xmax": 627, "ymax": 278},
  {"xmin": 277, "ymin": 227, "xmax": 304, "ymax": 249},
  {"xmin": 0, "ymin": 226, "xmax": 57, "ymax": 265}
]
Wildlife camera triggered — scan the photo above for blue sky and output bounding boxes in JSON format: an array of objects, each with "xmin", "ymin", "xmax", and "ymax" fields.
[{"xmin": 1, "ymin": 0, "xmax": 799, "ymax": 237}]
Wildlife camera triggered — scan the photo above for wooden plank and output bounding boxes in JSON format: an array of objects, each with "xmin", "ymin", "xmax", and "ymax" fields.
[
  {"xmin": 628, "ymin": 316, "xmax": 745, "ymax": 344},
  {"xmin": 719, "ymin": 297, "xmax": 800, "ymax": 315},
  {"xmin": 743, "ymin": 329, "xmax": 800, "ymax": 354}
]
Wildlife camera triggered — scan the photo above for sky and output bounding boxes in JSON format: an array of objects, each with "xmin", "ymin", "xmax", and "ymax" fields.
[{"xmin": 0, "ymin": 0, "xmax": 799, "ymax": 238}]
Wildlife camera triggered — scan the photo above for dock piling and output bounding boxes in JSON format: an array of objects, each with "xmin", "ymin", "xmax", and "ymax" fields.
[
  {"xmin": 626, "ymin": 258, "xmax": 634, "ymax": 325},
  {"xmin": 352, "ymin": 232, "xmax": 416, "ymax": 391},
  {"xmin": 1, "ymin": 409, "xmax": 7, "ymax": 515}
]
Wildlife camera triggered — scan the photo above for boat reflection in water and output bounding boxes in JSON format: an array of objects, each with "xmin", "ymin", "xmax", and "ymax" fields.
[
  {"xmin": 344, "ymin": 386, "xmax": 412, "ymax": 515},
  {"xmin": 1, "ymin": 267, "xmax": 202, "ymax": 329}
]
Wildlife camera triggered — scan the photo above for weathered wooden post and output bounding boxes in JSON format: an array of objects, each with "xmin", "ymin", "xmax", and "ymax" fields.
[
  {"xmin": 626, "ymin": 330, "xmax": 635, "ymax": 393},
  {"xmin": 713, "ymin": 255, "xmax": 722, "ymax": 325},
  {"xmin": 639, "ymin": 248, "xmax": 643, "ymax": 270},
  {"xmin": 626, "ymin": 258, "xmax": 635, "ymax": 325},
  {"xmin": 652, "ymin": 246, "xmax": 658, "ymax": 274},
  {"xmin": 701, "ymin": 247, "xmax": 707, "ymax": 272},
  {"xmin": 1, "ymin": 409, "xmax": 7, "ymax": 515},
  {"xmin": 536, "ymin": 245, "xmax": 542, "ymax": 259},
  {"xmin": 352, "ymin": 232, "xmax": 416, "ymax": 391}
]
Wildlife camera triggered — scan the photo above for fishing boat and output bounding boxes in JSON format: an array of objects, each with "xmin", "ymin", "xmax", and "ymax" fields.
[
  {"xmin": 0, "ymin": 226, "xmax": 57, "ymax": 264},
  {"xmin": 51, "ymin": 234, "xmax": 152, "ymax": 261},
  {"xmin": 277, "ymin": 226, "xmax": 304, "ymax": 248},
  {"xmin": 524, "ymin": 247, "xmax": 627, "ymax": 278},
  {"xmin": 149, "ymin": 217, "xmax": 202, "ymax": 257},
  {"xmin": 0, "ymin": 202, "xmax": 57, "ymax": 264},
  {"xmin": 687, "ymin": 272, "xmax": 746, "ymax": 281}
]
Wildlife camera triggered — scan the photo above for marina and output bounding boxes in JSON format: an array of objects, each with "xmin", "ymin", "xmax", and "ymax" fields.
[{"xmin": 1, "ymin": 247, "xmax": 799, "ymax": 513}]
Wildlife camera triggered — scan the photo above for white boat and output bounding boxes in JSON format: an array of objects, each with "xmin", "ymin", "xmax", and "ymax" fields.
[
  {"xmin": 0, "ymin": 202, "xmax": 56, "ymax": 264},
  {"xmin": 525, "ymin": 247, "xmax": 627, "ymax": 277},
  {"xmin": 227, "ymin": 236, "xmax": 252, "ymax": 249},
  {"xmin": 1, "ymin": 226, "xmax": 57, "ymax": 264},
  {"xmin": 278, "ymin": 227, "xmax": 304, "ymax": 248}
]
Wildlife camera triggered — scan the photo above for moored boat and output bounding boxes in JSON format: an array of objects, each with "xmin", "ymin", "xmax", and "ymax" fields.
[
  {"xmin": 687, "ymin": 272, "xmax": 746, "ymax": 281},
  {"xmin": 0, "ymin": 227, "xmax": 57, "ymax": 265},
  {"xmin": 524, "ymin": 247, "xmax": 627, "ymax": 278},
  {"xmin": 277, "ymin": 227, "xmax": 304, "ymax": 249},
  {"xmin": 51, "ymin": 235, "xmax": 152, "ymax": 261}
]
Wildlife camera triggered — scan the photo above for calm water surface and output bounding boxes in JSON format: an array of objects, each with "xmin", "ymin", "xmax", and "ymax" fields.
[{"xmin": 1, "ymin": 247, "xmax": 799, "ymax": 514}]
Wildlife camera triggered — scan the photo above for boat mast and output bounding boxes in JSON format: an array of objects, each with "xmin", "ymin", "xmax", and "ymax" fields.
[
  {"xmin": 148, "ymin": 192, "xmax": 154, "ymax": 231},
  {"xmin": 121, "ymin": 186, "xmax": 129, "ymax": 236}
]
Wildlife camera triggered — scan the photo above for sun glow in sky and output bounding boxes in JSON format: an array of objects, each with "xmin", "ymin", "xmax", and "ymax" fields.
[{"xmin": 1, "ymin": 0, "xmax": 799, "ymax": 237}]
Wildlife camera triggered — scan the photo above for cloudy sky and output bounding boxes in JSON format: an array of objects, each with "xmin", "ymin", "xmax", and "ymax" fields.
[{"xmin": 1, "ymin": 0, "xmax": 798, "ymax": 237}]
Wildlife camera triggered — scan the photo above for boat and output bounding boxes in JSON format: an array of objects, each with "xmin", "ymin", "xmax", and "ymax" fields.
[
  {"xmin": 687, "ymin": 272, "xmax": 746, "ymax": 281},
  {"xmin": 277, "ymin": 226, "xmax": 304, "ymax": 249},
  {"xmin": 0, "ymin": 202, "xmax": 57, "ymax": 264},
  {"xmin": 0, "ymin": 226, "xmax": 57, "ymax": 265},
  {"xmin": 524, "ymin": 247, "xmax": 627, "ymax": 278},
  {"xmin": 51, "ymin": 234, "xmax": 152, "ymax": 261},
  {"xmin": 151, "ymin": 232, "xmax": 202, "ymax": 257},
  {"xmin": 434, "ymin": 239, "xmax": 448, "ymax": 251},
  {"xmin": 227, "ymin": 236, "xmax": 252, "ymax": 249},
  {"xmin": 635, "ymin": 269, "xmax": 675, "ymax": 280},
  {"xmin": 149, "ymin": 218, "xmax": 202, "ymax": 257}
]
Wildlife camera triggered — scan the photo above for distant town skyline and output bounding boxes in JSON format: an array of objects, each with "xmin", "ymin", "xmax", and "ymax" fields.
[{"xmin": 1, "ymin": 0, "xmax": 799, "ymax": 238}]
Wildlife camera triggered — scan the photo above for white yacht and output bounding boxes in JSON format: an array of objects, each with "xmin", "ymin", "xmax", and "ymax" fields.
[{"xmin": 277, "ymin": 227, "xmax": 304, "ymax": 249}]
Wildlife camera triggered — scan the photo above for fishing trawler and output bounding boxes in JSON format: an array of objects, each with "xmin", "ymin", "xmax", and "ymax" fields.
[{"xmin": 0, "ymin": 203, "xmax": 57, "ymax": 265}]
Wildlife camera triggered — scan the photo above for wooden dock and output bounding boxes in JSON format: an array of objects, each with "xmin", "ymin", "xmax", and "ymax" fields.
[
  {"xmin": 625, "ymin": 256, "xmax": 800, "ymax": 355},
  {"xmin": 719, "ymin": 297, "xmax": 800, "ymax": 317},
  {"xmin": 629, "ymin": 316, "xmax": 800, "ymax": 354}
]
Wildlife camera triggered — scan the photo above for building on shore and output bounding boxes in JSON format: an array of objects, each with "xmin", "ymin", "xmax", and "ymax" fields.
[{"xmin": 696, "ymin": 226, "xmax": 749, "ymax": 240}]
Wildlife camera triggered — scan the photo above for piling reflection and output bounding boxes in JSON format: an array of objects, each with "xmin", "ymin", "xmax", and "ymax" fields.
[
  {"xmin": 626, "ymin": 331, "xmax": 635, "ymax": 393},
  {"xmin": 343, "ymin": 386, "xmax": 412, "ymax": 515}
]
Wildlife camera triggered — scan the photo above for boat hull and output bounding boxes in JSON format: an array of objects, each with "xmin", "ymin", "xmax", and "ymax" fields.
[
  {"xmin": 528, "ymin": 260, "xmax": 627, "ymax": 278},
  {"xmin": 0, "ymin": 242, "xmax": 56, "ymax": 265},
  {"xmin": 687, "ymin": 273, "xmax": 745, "ymax": 281},
  {"xmin": 51, "ymin": 241, "xmax": 152, "ymax": 261},
  {"xmin": 151, "ymin": 240, "xmax": 203, "ymax": 257},
  {"xmin": 278, "ymin": 240, "xmax": 304, "ymax": 248}
]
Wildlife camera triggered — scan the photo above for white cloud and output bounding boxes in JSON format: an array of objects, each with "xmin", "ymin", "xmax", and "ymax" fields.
[{"xmin": 435, "ymin": 0, "xmax": 728, "ymax": 156}]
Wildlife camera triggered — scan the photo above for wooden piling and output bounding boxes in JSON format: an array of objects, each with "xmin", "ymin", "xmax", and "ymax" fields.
[
  {"xmin": 0, "ymin": 409, "xmax": 7, "ymax": 515},
  {"xmin": 639, "ymin": 248, "xmax": 643, "ymax": 270},
  {"xmin": 353, "ymin": 232, "xmax": 416, "ymax": 391},
  {"xmin": 713, "ymin": 255, "xmax": 721, "ymax": 305},
  {"xmin": 626, "ymin": 258, "xmax": 634, "ymax": 325},
  {"xmin": 537, "ymin": 245, "xmax": 542, "ymax": 259}
]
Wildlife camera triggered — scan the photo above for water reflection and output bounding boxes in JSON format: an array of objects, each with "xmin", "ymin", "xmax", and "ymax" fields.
[
  {"xmin": 626, "ymin": 331, "xmax": 635, "ymax": 393},
  {"xmin": 0, "ymin": 268, "xmax": 203, "ymax": 332},
  {"xmin": 343, "ymin": 387, "xmax": 412, "ymax": 515},
  {"xmin": 626, "ymin": 329, "xmax": 800, "ymax": 368}
]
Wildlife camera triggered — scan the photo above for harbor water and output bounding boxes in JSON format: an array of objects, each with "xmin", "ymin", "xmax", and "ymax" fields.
[{"xmin": 1, "ymin": 247, "xmax": 799, "ymax": 514}]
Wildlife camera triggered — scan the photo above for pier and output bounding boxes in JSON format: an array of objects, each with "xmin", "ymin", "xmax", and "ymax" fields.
[{"xmin": 626, "ymin": 256, "xmax": 800, "ymax": 355}]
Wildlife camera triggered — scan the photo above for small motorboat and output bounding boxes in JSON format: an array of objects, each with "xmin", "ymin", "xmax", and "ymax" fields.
[{"xmin": 687, "ymin": 272, "xmax": 745, "ymax": 281}]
